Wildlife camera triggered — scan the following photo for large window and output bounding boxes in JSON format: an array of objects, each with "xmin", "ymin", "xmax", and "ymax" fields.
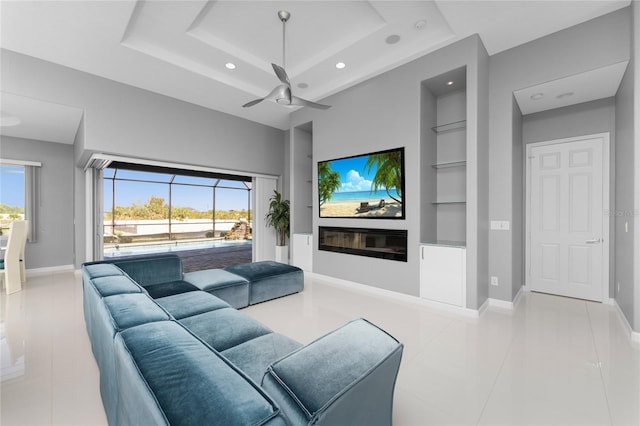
[
  {"xmin": 103, "ymin": 163, "xmax": 252, "ymax": 256},
  {"xmin": 0, "ymin": 165, "xmax": 25, "ymax": 236},
  {"xmin": 0, "ymin": 160, "xmax": 40, "ymax": 241}
]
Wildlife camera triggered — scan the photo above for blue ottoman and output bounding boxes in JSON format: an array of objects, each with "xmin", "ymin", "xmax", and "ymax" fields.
[
  {"xmin": 224, "ymin": 261, "xmax": 304, "ymax": 305},
  {"xmin": 183, "ymin": 269, "xmax": 250, "ymax": 309}
]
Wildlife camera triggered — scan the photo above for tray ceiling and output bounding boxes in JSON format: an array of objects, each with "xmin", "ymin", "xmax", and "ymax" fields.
[{"xmin": 0, "ymin": 0, "xmax": 631, "ymax": 136}]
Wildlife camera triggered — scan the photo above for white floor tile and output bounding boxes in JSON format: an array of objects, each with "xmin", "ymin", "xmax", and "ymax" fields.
[{"xmin": 2, "ymin": 271, "xmax": 639, "ymax": 426}]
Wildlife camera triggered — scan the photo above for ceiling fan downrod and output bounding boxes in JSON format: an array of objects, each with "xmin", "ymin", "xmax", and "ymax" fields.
[
  {"xmin": 278, "ymin": 10, "xmax": 290, "ymax": 70},
  {"xmin": 240, "ymin": 9, "xmax": 330, "ymax": 110}
]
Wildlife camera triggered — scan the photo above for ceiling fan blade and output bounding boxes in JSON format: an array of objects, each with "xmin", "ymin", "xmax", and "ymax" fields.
[
  {"xmin": 242, "ymin": 98, "xmax": 265, "ymax": 108},
  {"xmin": 291, "ymin": 96, "xmax": 331, "ymax": 110},
  {"xmin": 272, "ymin": 63, "xmax": 290, "ymax": 86}
]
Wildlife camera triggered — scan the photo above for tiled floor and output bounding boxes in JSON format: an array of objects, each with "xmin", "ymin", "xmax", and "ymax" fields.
[{"xmin": 1, "ymin": 271, "xmax": 639, "ymax": 425}]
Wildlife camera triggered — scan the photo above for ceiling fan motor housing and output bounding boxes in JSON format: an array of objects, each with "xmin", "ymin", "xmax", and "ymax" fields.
[{"xmin": 278, "ymin": 10, "xmax": 290, "ymax": 22}]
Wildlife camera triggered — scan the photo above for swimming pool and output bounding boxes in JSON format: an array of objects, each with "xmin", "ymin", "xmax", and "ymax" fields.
[{"xmin": 104, "ymin": 239, "xmax": 252, "ymax": 257}]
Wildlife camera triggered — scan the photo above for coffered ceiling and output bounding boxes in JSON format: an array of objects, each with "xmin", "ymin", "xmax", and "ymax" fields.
[{"xmin": 0, "ymin": 0, "xmax": 631, "ymax": 137}]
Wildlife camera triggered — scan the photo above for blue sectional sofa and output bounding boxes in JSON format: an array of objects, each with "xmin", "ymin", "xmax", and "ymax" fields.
[{"xmin": 82, "ymin": 254, "xmax": 404, "ymax": 426}]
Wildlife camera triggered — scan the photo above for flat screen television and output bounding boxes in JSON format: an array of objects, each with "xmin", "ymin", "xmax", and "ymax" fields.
[{"xmin": 318, "ymin": 147, "xmax": 405, "ymax": 219}]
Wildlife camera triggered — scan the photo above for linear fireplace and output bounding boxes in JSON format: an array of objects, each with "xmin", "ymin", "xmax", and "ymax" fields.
[{"xmin": 318, "ymin": 226, "xmax": 407, "ymax": 262}]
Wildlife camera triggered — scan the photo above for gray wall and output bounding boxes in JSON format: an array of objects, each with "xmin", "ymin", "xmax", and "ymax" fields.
[
  {"xmin": 488, "ymin": 8, "xmax": 631, "ymax": 303},
  {"xmin": 510, "ymin": 98, "xmax": 524, "ymax": 299},
  {"xmin": 474, "ymin": 35, "xmax": 490, "ymax": 308},
  {"xmin": 634, "ymin": 0, "xmax": 640, "ymax": 333},
  {"xmin": 522, "ymin": 98, "xmax": 616, "ymax": 144},
  {"xmin": 290, "ymin": 35, "xmax": 488, "ymax": 308},
  {"xmin": 2, "ymin": 49, "xmax": 286, "ymax": 267},
  {"xmin": 2, "ymin": 49, "xmax": 285, "ymax": 176},
  {"xmin": 615, "ymin": 64, "xmax": 635, "ymax": 328},
  {"xmin": 0, "ymin": 136, "xmax": 75, "ymax": 269}
]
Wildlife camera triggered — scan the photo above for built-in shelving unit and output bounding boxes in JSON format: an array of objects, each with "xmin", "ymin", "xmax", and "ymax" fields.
[
  {"xmin": 290, "ymin": 122, "xmax": 314, "ymax": 270},
  {"xmin": 422, "ymin": 69, "xmax": 467, "ymax": 244},
  {"xmin": 419, "ymin": 67, "xmax": 469, "ymax": 308}
]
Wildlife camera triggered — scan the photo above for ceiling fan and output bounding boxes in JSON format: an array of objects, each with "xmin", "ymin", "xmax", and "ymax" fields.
[{"xmin": 242, "ymin": 11, "xmax": 331, "ymax": 110}]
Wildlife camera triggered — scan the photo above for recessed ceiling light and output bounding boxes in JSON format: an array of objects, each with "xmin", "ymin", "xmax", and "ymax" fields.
[
  {"xmin": 447, "ymin": 81, "xmax": 454, "ymax": 86},
  {"xmin": 556, "ymin": 91, "xmax": 574, "ymax": 99},
  {"xmin": 297, "ymin": 83, "xmax": 309, "ymax": 89},
  {"xmin": 385, "ymin": 34, "xmax": 401, "ymax": 45},
  {"xmin": 530, "ymin": 93, "xmax": 544, "ymax": 100},
  {"xmin": 225, "ymin": 62, "xmax": 236, "ymax": 70},
  {"xmin": 335, "ymin": 62, "xmax": 346, "ymax": 69},
  {"xmin": 415, "ymin": 19, "xmax": 427, "ymax": 30}
]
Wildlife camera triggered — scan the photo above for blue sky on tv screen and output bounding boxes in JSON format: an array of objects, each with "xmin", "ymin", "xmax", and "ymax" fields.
[{"xmin": 328, "ymin": 154, "xmax": 395, "ymax": 193}]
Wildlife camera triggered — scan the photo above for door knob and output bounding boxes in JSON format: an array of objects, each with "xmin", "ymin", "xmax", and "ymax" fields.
[{"xmin": 585, "ymin": 238, "xmax": 602, "ymax": 244}]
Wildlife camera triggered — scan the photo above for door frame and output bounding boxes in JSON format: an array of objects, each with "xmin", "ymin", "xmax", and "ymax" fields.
[{"xmin": 525, "ymin": 132, "xmax": 610, "ymax": 301}]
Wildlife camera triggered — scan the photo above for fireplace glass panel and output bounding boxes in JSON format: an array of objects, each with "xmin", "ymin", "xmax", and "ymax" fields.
[{"xmin": 318, "ymin": 226, "xmax": 407, "ymax": 262}]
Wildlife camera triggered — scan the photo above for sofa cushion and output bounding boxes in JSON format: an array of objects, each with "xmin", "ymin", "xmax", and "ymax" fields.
[
  {"xmin": 111, "ymin": 254, "xmax": 183, "ymax": 286},
  {"xmin": 90, "ymin": 275, "xmax": 144, "ymax": 297},
  {"xmin": 117, "ymin": 321, "xmax": 281, "ymax": 426},
  {"xmin": 264, "ymin": 318, "xmax": 401, "ymax": 420},
  {"xmin": 224, "ymin": 261, "xmax": 304, "ymax": 305},
  {"xmin": 83, "ymin": 263, "xmax": 125, "ymax": 279},
  {"xmin": 156, "ymin": 291, "xmax": 230, "ymax": 320},
  {"xmin": 179, "ymin": 308, "xmax": 272, "ymax": 352},
  {"xmin": 183, "ymin": 269, "xmax": 250, "ymax": 309},
  {"xmin": 143, "ymin": 280, "xmax": 199, "ymax": 299},
  {"xmin": 104, "ymin": 293, "xmax": 171, "ymax": 331},
  {"xmin": 221, "ymin": 333, "xmax": 302, "ymax": 383}
]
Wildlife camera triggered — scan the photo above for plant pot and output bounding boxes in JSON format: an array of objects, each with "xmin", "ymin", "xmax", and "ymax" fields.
[{"xmin": 275, "ymin": 245, "xmax": 289, "ymax": 264}]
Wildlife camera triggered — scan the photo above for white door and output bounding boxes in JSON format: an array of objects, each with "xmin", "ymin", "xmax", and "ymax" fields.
[{"xmin": 527, "ymin": 135, "xmax": 608, "ymax": 302}]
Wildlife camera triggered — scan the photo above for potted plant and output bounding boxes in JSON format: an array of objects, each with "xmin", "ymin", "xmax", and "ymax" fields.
[{"xmin": 265, "ymin": 190, "xmax": 290, "ymax": 263}]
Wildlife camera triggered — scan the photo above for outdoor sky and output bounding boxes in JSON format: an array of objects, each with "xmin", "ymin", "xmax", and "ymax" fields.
[
  {"xmin": 0, "ymin": 165, "xmax": 249, "ymax": 212},
  {"xmin": 103, "ymin": 169, "xmax": 251, "ymax": 212},
  {"xmin": 0, "ymin": 166, "xmax": 25, "ymax": 208}
]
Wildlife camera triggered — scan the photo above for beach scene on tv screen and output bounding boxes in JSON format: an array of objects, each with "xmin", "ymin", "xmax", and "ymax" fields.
[{"xmin": 318, "ymin": 149, "xmax": 403, "ymax": 218}]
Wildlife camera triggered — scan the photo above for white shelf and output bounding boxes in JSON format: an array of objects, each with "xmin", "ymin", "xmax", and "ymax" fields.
[
  {"xmin": 431, "ymin": 120, "xmax": 466, "ymax": 133},
  {"xmin": 432, "ymin": 200, "xmax": 466, "ymax": 205},
  {"xmin": 431, "ymin": 160, "xmax": 466, "ymax": 169}
]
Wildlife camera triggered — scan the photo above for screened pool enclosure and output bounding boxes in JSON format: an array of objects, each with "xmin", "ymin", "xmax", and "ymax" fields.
[{"xmin": 102, "ymin": 163, "xmax": 252, "ymax": 256}]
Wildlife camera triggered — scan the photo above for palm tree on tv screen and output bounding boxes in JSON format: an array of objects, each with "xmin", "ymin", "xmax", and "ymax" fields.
[
  {"xmin": 318, "ymin": 162, "xmax": 341, "ymax": 205},
  {"xmin": 364, "ymin": 151, "xmax": 402, "ymax": 204}
]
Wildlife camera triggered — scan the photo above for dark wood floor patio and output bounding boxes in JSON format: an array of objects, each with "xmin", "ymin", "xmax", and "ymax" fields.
[{"xmin": 175, "ymin": 244, "xmax": 253, "ymax": 273}]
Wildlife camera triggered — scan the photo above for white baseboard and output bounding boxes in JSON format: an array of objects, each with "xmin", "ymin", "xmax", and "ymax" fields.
[
  {"xmin": 305, "ymin": 272, "xmax": 481, "ymax": 318},
  {"xmin": 488, "ymin": 285, "xmax": 524, "ymax": 311},
  {"xmin": 26, "ymin": 264, "xmax": 75, "ymax": 277},
  {"xmin": 612, "ymin": 300, "xmax": 640, "ymax": 344}
]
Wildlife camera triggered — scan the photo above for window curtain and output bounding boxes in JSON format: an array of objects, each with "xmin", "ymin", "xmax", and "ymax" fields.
[{"xmin": 24, "ymin": 165, "xmax": 39, "ymax": 242}]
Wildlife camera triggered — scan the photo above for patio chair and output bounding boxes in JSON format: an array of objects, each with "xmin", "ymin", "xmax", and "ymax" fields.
[{"xmin": 1, "ymin": 220, "xmax": 29, "ymax": 294}]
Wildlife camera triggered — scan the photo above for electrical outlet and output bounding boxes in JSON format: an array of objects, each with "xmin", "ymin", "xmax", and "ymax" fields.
[
  {"xmin": 617, "ymin": 281, "xmax": 620, "ymax": 293},
  {"xmin": 625, "ymin": 221, "xmax": 629, "ymax": 233},
  {"xmin": 490, "ymin": 221, "xmax": 510, "ymax": 231},
  {"xmin": 491, "ymin": 276, "xmax": 499, "ymax": 286}
]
